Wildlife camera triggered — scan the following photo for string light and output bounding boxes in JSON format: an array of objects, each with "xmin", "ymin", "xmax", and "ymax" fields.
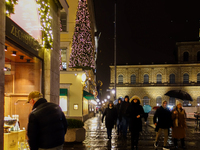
[{"xmin": 6, "ymin": 0, "xmax": 53, "ymax": 50}]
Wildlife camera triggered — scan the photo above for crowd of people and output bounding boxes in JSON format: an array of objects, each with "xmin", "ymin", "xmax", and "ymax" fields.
[{"xmin": 101, "ymin": 95, "xmax": 187, "ymax": 150}]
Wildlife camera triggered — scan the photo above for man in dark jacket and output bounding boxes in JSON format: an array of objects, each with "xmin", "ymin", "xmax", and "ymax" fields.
[
  {"xmin": 115, "ymin": 98, "xmax": 122, "ymax": 135},
  {"xmin": 120, "ymin": 95, "xmax": 130, "ymax": 138},
  {"xmin": 27, "ymin": 91, "xmax": 68, "ymax": 150},
  {"xmin": 153, "ymin": 100, "xmax": 172, "ymax": 150}
]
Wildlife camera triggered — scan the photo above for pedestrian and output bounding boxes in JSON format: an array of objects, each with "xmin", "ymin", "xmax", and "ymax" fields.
[
  {"xmin": 121, "ymin": 95, "xmax": 130, "ymax": 139},
  {"xmin": 27, "ymin": 91, "xmax": 68, "ymax": 150},
  {"xmin": 143, "ymin": 113, "xmax": 148, "ymax": 125},
  {"xmin": 171, "ymin": 102, "xmax": 187, "ymax": 149},
  {"xmin": 126, "ymin": 95, "xmax": 144, "ymax": 150},
  {"xmin": 153, "ymin": 100, "xmax": 172, "ymax": 150},
  {"xmin": 115, "ymin": 98, "xmax": 122, "ymax": 135},
  {"xmin": 102, "ymin": 101, "xmax": 117, "ymax": 139}
]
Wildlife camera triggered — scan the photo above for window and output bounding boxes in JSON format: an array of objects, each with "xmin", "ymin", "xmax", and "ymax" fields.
[
  {"xmin": 197, "ymin": 51, "xmax": 200, "ymax": 61},
  {"xmin": 157, "ymin": 74, "xmax": 162, "ymax": 83},
  {"xmin": 118, "ymin": 75, "xmax": 123, "ymax": 84},
  {"xmin": 131, "ymin": 74, "xmax": 136, "ymax": 84},
  {"xmin": 183, "ymin": 52, "xmax": 189, "ymax": 61},
  {"xmin": 60, "ymin": 49, "xmax": 67, "ymax": 70},
  {"xmin": 143, "ymin": 96, "xmax": 149, "ymax": 105},
  {"xmin": 60, "ymin": 12, "xmax": 67, "ymax": 32},
  {"xmin": 144, "ymin": 74, "xmax": 149, "ymax": 84},
  {"xmin": 183, "ymin": 73, "xmax": 189, "ymax": 84},
  {"xmin": 183, "ymin": 100, "xmax": 190, "ymax": 107},
  {"xmin": 169, "ymin": 97, "xmax": 175, "ymax": 106},
  {"xmin": 197, "ymin": 73, "xmax": 200, "ymax": 83},
  {"xmin": 169, "ymin": 74, "xmax": 175, "ymax": 84},
  {"xmin": 197, "ymin": 96, "xmax": 200, "ymax": 106},
  {"xmin": 156, "ymin": 96, "xmax": 162, "ymax": 106}
]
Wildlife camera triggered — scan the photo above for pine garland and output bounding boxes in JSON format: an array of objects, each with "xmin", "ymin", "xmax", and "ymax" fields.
[{"xmin": 5, "ymin": 0, "xmax": 19, "ymax": 16}]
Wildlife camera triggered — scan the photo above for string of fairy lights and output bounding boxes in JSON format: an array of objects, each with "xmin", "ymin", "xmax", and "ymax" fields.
[{"xmin": 5, "ymin": 0, "xmax": 53, "ymax": 50}]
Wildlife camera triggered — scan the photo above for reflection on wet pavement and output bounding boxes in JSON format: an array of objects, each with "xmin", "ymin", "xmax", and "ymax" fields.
[{"xmin": 64, "ymin": 114, "xmax": 200, "ymax": 150}]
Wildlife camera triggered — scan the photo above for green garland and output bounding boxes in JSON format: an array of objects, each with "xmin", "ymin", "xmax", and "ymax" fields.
[
  {"xmin": 5, "ymin": 0, "xmax": 53, "ymax": 50},
  {"xmin": 5, "ymin": 0, "xmax": 18, "ymax": 16}
]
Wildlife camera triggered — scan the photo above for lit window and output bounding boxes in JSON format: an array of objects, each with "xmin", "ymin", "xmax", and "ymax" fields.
[
  {"xmin": 169, "ymin": 97, "xmax": 175, "ymax": 106},
  {"xmin": 157, "ymin": 74, "xmax": 162, "ymax": 83},
  {"xmin": 144, "ymin": 74, "xmax": 149, "ymax": 84},
  {"xmin": 60, "ymin": 12, "xmax": 67, "ymax": 32},
  {"xmin": 156, "ymin": 96, "xmax": 162, "ymax": 106},
  {"xmin": 143, "ymin": 96, "xmax": 149, "ymax": 105},
  {"xmin": 169, "ymin": 74, "xmax": 175, "ymax": 84},
  {"xmin": 183, "ymin": 73, "xmax": 189, "ymax": 84}
]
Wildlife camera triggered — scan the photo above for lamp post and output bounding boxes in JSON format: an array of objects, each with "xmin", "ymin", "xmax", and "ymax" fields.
[{"xmin": 114, "ymin": 1, "xmax": 117, "ymax": 100}]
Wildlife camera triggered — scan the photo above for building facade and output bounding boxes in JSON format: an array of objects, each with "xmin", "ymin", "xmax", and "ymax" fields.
[
  {"xmin": 59, "ymin": 0, "xmax": 97, "ymax": 121},
  {"xmin": 0, "ymin": 0, "xmax": 63, "ymax": 149},
  {"xmin": 110, "ymin": 42, "xmax": 200, "ymax": 108}
]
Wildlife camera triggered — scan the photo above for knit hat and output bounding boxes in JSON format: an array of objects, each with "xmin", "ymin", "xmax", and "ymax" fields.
[{"xmin": 27, "ymin": 91, "xmax": 43, "ymax": 103}]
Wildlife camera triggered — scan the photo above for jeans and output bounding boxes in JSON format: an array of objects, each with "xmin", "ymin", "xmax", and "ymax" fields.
[
  {"xmin": 107, "ymin": 128, "xmax": 112, "ymax": 138},
  {"xmin": 38, "ymin": 144, "xmax": 63, "ymax": 150},
  {"xmin": 117, "ymin": 118, "xmax": 122, "ymax": 134},
  {"xmin": 121, "ymin": 116, "xmax": 129, "ymax": 137}
]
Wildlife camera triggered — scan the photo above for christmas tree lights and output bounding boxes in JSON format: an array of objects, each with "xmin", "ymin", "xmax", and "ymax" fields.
[
  {"xmin": 5, "ymin": 0, "xmax": 18, "ymax": 16},
  {"xmin": 69, "ymin": 0, "xmax": 95, "ymax": 70}
]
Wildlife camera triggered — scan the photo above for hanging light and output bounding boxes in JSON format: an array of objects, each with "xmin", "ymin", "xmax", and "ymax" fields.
[
  {"xmin": 11, "ymin": 51, "xmax": 17, "ymax": 56},
  {"xmin": 4, "ymin": 46, "xmax": 7, "ymax": 51}
]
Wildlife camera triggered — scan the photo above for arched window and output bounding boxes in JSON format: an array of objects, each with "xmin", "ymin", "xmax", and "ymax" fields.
[
  {"xmin": 156, "ymin": 96, "xmax": 162, "ymax": 106},
  {"xmin": 118, "ymin": 75, "xmax": 123, "ymax": 84},
  {"xmin": 169, "ymin": 74, "xmax": 175, "ymax": 84},
  {"xmin": 197, "ymin": 96, "xmax": 200, "ymax": 106},
  {"xmin": 197, "ymin": 73, "xmax": 200, "ymax": 83},
  {"xmin": 143, "ymin": 96, "xmax": 149, "ymax": 105},
  {"xmin": 144, "ymin": 74, "xmax": 149, "ymax": 84},
  {"xmin": 131, "ymin": 74, "xmax": 136, "ymax": 84},
  {"xmin": 169, "ymin": 97, "xmax": 175, "ymax": 106},
  {"xmin": 157, "ymin": 74, "xmax": 162, "ymax": 83},
  {"xmin": 197, "ymin": 51, "xmax": 200, "ymax": 61},
  {"xmin": 183, "ymin": 52, "xmax": 189, "ymax": 61},
  {"xmin": 183, "ymin": 73, "xmax": 189, "ymax": 84}
]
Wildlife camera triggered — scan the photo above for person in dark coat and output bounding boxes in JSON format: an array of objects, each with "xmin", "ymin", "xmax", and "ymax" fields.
[
  {"xmin": 153, "ymin": 100, "xmax": 172, "ymax": 150},
  {"xmin": 120, "ymin": 95, "xmax": 130, "ymax": 138},
  {"xmin": 115, "ymin": 98, "xmax": 122, "ymax": 135},
  {"xmin": 27, "ymin": 91, "xmax": 68, "ymax": 150},
  {"xmin": 171, "ymin": 102, "xmax": 187, "ymax": 149},
  {"xmin": 102, "ymin": 101, "xmax": 117, "ymax": 139},
  {"xmin": 126, "ymin": 95, "xmax": 144, "ymax": 150}
]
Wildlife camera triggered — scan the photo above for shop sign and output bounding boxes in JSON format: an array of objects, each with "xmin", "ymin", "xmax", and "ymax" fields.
[{"xmin": 6, "ymin": 17, "xmax": 41, "ymax": 57}]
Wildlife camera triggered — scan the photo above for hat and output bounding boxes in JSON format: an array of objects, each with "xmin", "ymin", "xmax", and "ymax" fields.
[{"xmin": 27, "ymin": 91, "xmax": 43, "ymax": 103}]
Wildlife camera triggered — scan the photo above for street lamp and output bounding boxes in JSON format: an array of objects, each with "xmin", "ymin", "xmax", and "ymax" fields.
[
  {"xmin": 107, "ymin": 95, "xmax": 110, "ymax": 99},
  {"xmin": 104, "ymin": 99, "xmax": 107, "ymax": 102},
  {"xmin": 96, "ymin": 99, "xmax": 100, "ymax": 102},
  {"xmin": 112, "ymin": 89, "xmax": 115, "ymax": 94}
]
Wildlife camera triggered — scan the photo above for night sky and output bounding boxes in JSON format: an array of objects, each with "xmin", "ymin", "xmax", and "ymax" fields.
[{"xmin": 93, "ymin": 0, "xmax": 200, "ymax": 100}]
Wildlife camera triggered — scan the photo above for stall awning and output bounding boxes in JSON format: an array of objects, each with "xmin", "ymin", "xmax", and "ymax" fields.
[
  {"xmin": 83, "ymin": 90, "xmax": 95, "ymax": 100},
  {"xmin": 60, "ymin": 89, "xmax": 68, "ymax": 96}
]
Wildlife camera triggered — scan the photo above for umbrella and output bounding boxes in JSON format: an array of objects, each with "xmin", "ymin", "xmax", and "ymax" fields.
[
  {"xmin": 164, "ymin": 90, "xmax": 193, "ymax": 101},
  {"xmin": 143, "ymin": 105, "xmax": 152, "ymax": 113}
]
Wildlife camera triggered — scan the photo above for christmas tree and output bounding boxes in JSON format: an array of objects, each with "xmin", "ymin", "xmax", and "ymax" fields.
[{"xmin": 69, "ymin": 0, "xmax": 95, "ymax": 70}]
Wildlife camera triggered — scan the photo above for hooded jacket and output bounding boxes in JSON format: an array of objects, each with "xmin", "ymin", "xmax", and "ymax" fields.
[
  {"xmin": 27, "ymin": 98, "xmax": 68, "ymax": 150},
  {"xmin": 115, "ymin": 98, "xmax": 122, "ymax": 121},
  {"xmin": 153, "ymin": 101, "xmax": 172, "ymax": 129},
  {"xmin": 126, "ymin": 95, "xmax": 144, "ymax": 132},
  {"xmin": 121, "ymin": 95, "xmax": 130, "ymax": 117},
  {"xmin": 102, "ymin": 101, "xmax": 117, "ymax": 128}
]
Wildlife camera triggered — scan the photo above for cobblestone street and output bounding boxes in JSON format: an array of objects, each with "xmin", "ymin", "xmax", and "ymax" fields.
[{"xmin": 64, "ymin": 114, "xmax": 200, "ymax": 150}]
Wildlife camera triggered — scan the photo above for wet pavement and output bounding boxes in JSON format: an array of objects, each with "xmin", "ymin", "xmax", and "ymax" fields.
[{"xmin": 63, "ymin": 114, "xmax": 200, "ymax": 150}]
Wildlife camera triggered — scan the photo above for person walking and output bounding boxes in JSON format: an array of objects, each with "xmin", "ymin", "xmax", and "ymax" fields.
[
  {"xmin": 102, "ymin": 101, "xmax": 117, "ymax": 139},
  {"xmin": 153, "ymin": 100, "xmax": 172, "ymax": 150},
  {"xmin": 121, "ymin": 95, "xmax": 130, "ymax": 139},
  {"xmin": 115, "ymin": 98, "xmax": 122, "ymax": 135},
  {"xmin": 126, "ymin": 95, "xmax": 144, "ymax": 150},
  {"xmin": 27, "ymin": 91, "xmax": 68, "ymax": 150},
  {"xmin": 171, "ymin": 102, "xmax": 187, "ymax": 149}
]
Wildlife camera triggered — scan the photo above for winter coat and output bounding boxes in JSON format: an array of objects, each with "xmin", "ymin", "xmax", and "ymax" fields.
[
  {"xmin": 115, "ymin": 103, "xmax": 122, "ymax": 121},
  {"xmin": 153, "ymin": 106, "xmax": 172, "ymax": 130},
  {"xmin": 102, "ymin": 106, "xmax": 117, "ymax": 129},
  {"xmin": 27, "ymin": 98, "xmax": 68, "ymax": 150},
  {"xmin": 126, "ymin": 100, "xmax": 144, "ymax": 132},
  {"xmin": 171, "ymin": 107, "xmax": 186, "ymax": 139},
  {"xmin": 121, "ymin": 101, "xmax": 130, "ymax": 117}
]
